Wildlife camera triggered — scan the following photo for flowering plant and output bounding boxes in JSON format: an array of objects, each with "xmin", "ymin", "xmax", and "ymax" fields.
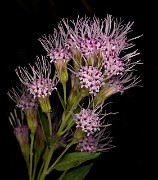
[{"xmin": 8, "ymin": 15, "xmax": 141, "ymax": 180}]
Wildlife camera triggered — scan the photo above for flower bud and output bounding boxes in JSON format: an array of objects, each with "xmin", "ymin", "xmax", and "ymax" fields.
[
  {"xmin": 72, "ymin": 48, "xmax": 82, "ymax": 70},
  {"xmin": 90, "ymin": 86, "xmax": 117, "ymax": 107},
  {"xmin": 67, "ymin": 88, "xmax": 78, "ymax": 107},
  {"xmin": 38, "ymin": 96, "xmax": 51, "ymax": 114},
  {"xmin": 55, "ymin": 60, "xmax": 68, "ymax": 84},
  {"xmin": 24, "ymin": 108, "xmax": 38, "ymax": 133},
  {"xmin": 14, "ymin": 126, "xmax": 30, "ymax": 168},
  {"xmin": 73, "ymin": 127, "xmax": 86, "ymax": 142},
  {"xmin": 34, "ymin": 125, "xmax": 45, "ymax": 155}
]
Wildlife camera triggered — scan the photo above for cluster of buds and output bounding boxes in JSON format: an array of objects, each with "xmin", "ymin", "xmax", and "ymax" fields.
[{"xmin": 7, "ymin": 14, "xmax": 142, "ymax": 180}]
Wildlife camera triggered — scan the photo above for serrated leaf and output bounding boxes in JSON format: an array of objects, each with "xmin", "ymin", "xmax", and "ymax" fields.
[
  {"xmin": 54, "ymin": 152, "xmax": 100, "ymax": 171},
  {"xmin": 38, "ymin": 107, "xmax": 50, "ymax": 146},
  {"xmin": 63, "ymin": 163, "xmax": 93, "ymax": 180}
]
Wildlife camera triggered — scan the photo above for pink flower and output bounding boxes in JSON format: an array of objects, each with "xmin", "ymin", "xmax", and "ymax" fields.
[
  {"xmin": 78, "ymin": 65, "xmax": 105, "ymax": 96},
  {"xmin": 74, "ymin": 108, "xmax": 101, "ymax": 136},
  {"xmin": 39, "ymin": 15, "xmax": 142, "ymax": 95},
  {"xmin": 7, "ymin": 86, "xmax": 37, "ymax": 111},
  {"xmin": 77, "ymin": 135, "xmax": 98, "ymax": 152},
  {"xmin": 104, "ymin": 56, "xmax": 125, "ymax": 76},
  {"xmin": 77, "ymin": 127, "xmax": 114, "ymax": 153},
  {"xmin": 38, "ymin": 30, "xmax": 71, "ymax": 63},
  {"xmin": 15, "ymin": 56, "xmax": 58, "ymax": 99},
  {"xmin": 8, "ymin": 108, "xmax": 30, "ymax": 167},
  {"xmin": 60, "ymin": 15, "xmax": 140, "ymax": 59},
  {"xmin": 60, "ymin": 15, "xmax": 141, "ymax": 93},
  {"xmin": 29, "ymin": 78, "xmax": 56, "ymax": 98},
  {"xmin": 8, "ymin": 109, "xmax": 29, "ymax": 144},
  {"xmin": 106, "ymin": 73, "xmax": 141, "ymax": 94},
  {"xmin": 74, "ymin": 103, "xmax": 110, "ymax": 136}
]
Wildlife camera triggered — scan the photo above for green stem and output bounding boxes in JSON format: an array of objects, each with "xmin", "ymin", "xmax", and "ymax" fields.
[
  {"xmin": 29, "ymin": 132, "xmax": 35, "ymax": 180},
  {"xmin": 38, "ymin": 144, "xmax": 56, "ymax": 180},
  {"xmin": 23, "ymin": 154, "xmax": 29, "ymax": 171},
  {"xmin": 32, "ymin": 153, "xmax": 39, "ymax": 180},
  {"xmin": 37, "ymin": 148, "xmax": 49, "ymax": 180},
  {"xmin": 58, "ymin": 94, "xmax": 82, "ymax": 135},
  {"xmin": 65, "ymin": 94, "xmax": 83, "ymax": 121},
  {"xmin": 47, "ymin": 113, "xmax": 52, "ymax": 137},
  {"xmin": 62, "ymin": 82, "xmax": 67, "ymax": 107},
  {"xmin": 60, "ymin": 121, "xmax": 75, "ymax": 136},
  {"xmin": 58, "ymin": 169, "xmax": 68, "ymax": 180},
  {"xmin": 47, "ymin": 140, "xmax": 75, "ymax": 174},
  {"xmin": 37, "ymin": 161, "xmax": 45, "ymax": 180}
]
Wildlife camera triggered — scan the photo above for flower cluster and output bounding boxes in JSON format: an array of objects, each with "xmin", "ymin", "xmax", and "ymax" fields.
[
  {"xmin": 7, "ymin": 85, "xmax": 37, "ymax": 109},
  {"xmin": 76, "ymin": 129, "xmax": 113, "ymax": 153},
  {"xmin": 15, "ymin": 56, "xmax": 57, "ymax": 99},
  {"xmin": 7, "ymin": 15, "xmax": 142, "ymax": 180},
  {"xmin": 74, "ymin": 108, "xmax": 101, "ymax": 136},
  {"xmin": 78, "ymin": 65, "xmax": 105, "ymax": 95},
  {"xmin": 38, "ymin": 15, "xmax": 141, "ymax": 97}
]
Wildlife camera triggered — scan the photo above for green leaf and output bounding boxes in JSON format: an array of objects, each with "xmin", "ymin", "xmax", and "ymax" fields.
[
  {"xmin": 38, "ymin": 107, "xmax": 50, "ymax": 146},
  {"xmin": 54, "ymin": 152, "xmax": 100, "ymax": 171},
  {"xmin": 63, "ymin": 163, "xmax": 93, "ymax": 180}
]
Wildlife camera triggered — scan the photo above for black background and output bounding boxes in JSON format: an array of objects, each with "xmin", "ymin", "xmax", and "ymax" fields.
[{"xmin": 1, "ymin": 0, "xmax": 157, "ymax": 179}]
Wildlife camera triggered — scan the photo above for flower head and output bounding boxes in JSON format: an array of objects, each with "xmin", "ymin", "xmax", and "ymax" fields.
[
  {"xmin": 7, "ymin": 85, "xmax": 37, "ymax": 111},
  {"xmin": 77, "ymin": 127, "xmax": 113, "ymax": 153},
  {"xmin": 74, "ymin": 103, "xmax": 109, "ymax": 136},
  {"xmin": 78, "ymin": 65, "xmax": 105, "ymax": 96},
  {"xmin": 34, "ymin": 124, "xmax": 45, "ymax": 154},
  {"xmin": 8, "ymin": 109, "xmax": 30, "ymax": 166},
  {"xmin": 7, "ymin": 85, "xmax": 38, "ymax": 132},
  {"xmin": 15, "ymin": 56, "xmax": 58, "ymax": 99},
  {"xmin": 74, "ymin": 108, "xmax": 101, "ymax": 136},
  {"xmin": 29, "ymin": 78, "xmax": 56, "ymax": 99},
  {"xmin": 9, "ymin": 109, "xmax": 28, "ymax": 137},
  {"xmin": 106, "ymin": 72, "xmax": 141, "ymax": 94},
  {"xmin": 104, "ymin": 56, "xmax": 125, "ymax": 76},
  {"xmin": 39, "ymin": 32, "xmax": 70, "ymax": 84},
  {"xmin": 76, "ymin": 37, "xmax": 106, "ymax": 58},
  {"xmin": 38, "ymin": 30, "xmax": 71, "ymax": 64},
  {"xmin": 60, "ymin": 15, "xmax": 139, "ymax": 60},
  {"xmin": 77, "ymin": 135, "xmax": 98, "ymax": 152},
  {"xmin": 59, "ymin": 15, "xmax": 142, "ymax": 98},
  {"xmin": 61, "ymin": 16, "xmax": 107, "ymax": 58}
]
